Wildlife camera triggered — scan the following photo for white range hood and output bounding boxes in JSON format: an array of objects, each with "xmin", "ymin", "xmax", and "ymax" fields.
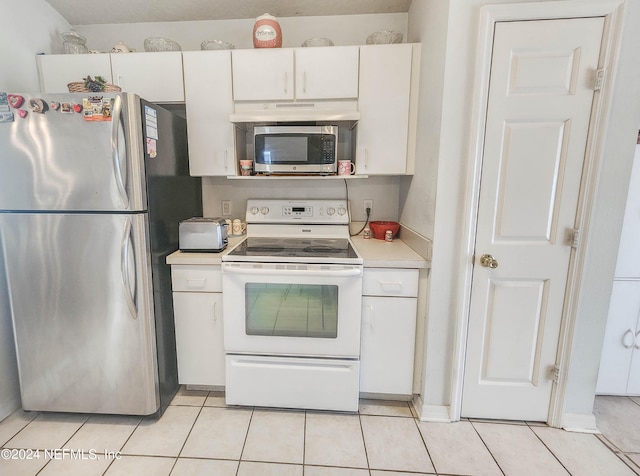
[{"xmin": 230, "ymin": 99, "xmax": 360, "ymax": 123}]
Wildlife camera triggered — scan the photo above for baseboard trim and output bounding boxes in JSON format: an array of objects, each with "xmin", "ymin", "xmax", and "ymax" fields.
[
  {"xmin": 562, "ymin": 412, "xmax": 600, "ymax": 433},
  {"xmin": 0, "ymin": 397, "xmax": 21, "ymax": 422},
  {"xmin": 413, "ymin": 395, "xmax": 451, "ymax": 422}
]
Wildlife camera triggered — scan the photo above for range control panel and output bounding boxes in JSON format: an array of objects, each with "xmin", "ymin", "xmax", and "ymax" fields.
[{"xmin": 245, "ymin": 199, "xmax": 349, "ymax": 224}]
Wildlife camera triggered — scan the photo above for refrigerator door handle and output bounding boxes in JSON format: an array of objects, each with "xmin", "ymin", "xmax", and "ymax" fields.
[
  {"xmin": 120, "ymin": 217, "xmax": 138, "ymax": 319},
  {"xmin": 111, "ymin": 95, "xmax": 130, "ymax": 209}
]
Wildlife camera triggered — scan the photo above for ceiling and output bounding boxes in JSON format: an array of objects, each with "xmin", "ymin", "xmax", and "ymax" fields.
[{"xmin": 44, "ymin": 0, "xmax": 412, "ymax": 25}]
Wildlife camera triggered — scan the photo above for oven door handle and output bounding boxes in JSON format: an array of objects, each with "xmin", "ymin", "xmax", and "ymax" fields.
[{"xmin": 222, "ymin": 264, "xmax": 362, "ymax": 278}]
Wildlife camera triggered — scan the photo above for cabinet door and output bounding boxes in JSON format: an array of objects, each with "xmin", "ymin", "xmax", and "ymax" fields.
[
  {"xmin": 294, "ymin": 46, "xmax": 359, "ymax": 100},
  {"xmin": 614, "ymin": 146, "xmax": 640, "ymax": 277},
  {"xmin": 596, "ymin": 281, "xmax": 640, "ymax": 394},
  {"xmin": 360, "ymin": 296, "xmax": 417, "ymax": 395},
  {"xmin": 232, "ymin": 49, "xmax": 294, "ymax": 101},
  {"xmin": 173, "ymin": 292, "xmax": 225, "ymax": 386},
  {"xmin": 110, "ymin": 52, "xmax": 184, "ymax": 102},
  {"xmin": 356, "ymin": 44, "xmax": 413, "ymax": 175},
  {"xmin": 183, "ymin": 51, "xmax": 234, "ymax": 176},
  {"xmin": 37, "ymin": 54, "xmax": 113, "ymax": 93}
]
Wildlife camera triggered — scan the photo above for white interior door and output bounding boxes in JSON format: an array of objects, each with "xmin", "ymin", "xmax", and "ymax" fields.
[{"xmin": 461, "ymin": 17, "xmax": 604, "ymax": 421}]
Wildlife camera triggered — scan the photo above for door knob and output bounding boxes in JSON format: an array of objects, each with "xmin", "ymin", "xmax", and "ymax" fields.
[{"xmin": 480, "ymin": 254, "xmax": 499, "ymax": 269}]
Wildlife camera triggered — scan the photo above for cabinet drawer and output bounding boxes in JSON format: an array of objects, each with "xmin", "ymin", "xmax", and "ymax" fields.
[
  {"xmin": 363, "ymin": 268, "xmax": 418, "ymax": 297},
  {"xmin": 171, "ymin": 265, "xmax": 222, "ymax": 292}
]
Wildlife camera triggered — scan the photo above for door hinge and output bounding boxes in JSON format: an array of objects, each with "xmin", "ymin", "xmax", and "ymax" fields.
[
  {"xmin": 549, "ymin": 364, "xmax": 561, "ymax": 384},
  {"xmin": 594, "ymin": 68, "xmax": 606, "ymax": 91},
  {"xmin": 569, "ymin": 228, "xmax": 580, "ymax": 249}
]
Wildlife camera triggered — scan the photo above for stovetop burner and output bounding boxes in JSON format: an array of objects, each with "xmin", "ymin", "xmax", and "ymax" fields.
[{"xmin": 226, "ymin": 237, "xmax": 359, "ymax": 262}]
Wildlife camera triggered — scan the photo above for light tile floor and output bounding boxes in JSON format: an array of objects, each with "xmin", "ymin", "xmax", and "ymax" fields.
[{"xmin": 0, "ymin": 389, "xmax": 638, "ymax": 475}]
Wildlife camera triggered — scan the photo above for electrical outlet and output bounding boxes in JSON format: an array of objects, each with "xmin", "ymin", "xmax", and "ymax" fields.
[
  {"xmin": 222, "ymin": 200, "xmax": 231, "ymax": 216},
  {"xmin": 364, "ymin": 199, "xmax": 373, "ymax": 216}
]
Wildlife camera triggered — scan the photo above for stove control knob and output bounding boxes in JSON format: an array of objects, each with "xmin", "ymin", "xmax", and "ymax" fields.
[
  {"xmin": 261, "ymin": 207, "xmax": 270, "ymax": 215},
  {"xmin": 250, "ymin": 207, "xmax": 259, "ymax": 215},
  {"xmin": 337, "ymin": 207, "xmax": 347, "ymax": 216},
  {"xmin": 327, "ymin": 207, "xmax": 336, "ymax": 216}
]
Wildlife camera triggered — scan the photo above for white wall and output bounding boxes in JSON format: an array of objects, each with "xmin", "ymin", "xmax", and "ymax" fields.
[
  {"xmin": 407, "ymin": 0, "xmax": 640, "ymax": 426},
  {"xmin": 202, "ymin": 176, "xmax": 401, "ymax": 224},
  {"xmin": 73, "ymin": 13, "xmax": 408, "ymax": 52},
  {"xmin": 564, "ymin": 0, "xmax": 640, "ymax": 420},
  {"xmin": 0, "ymin": 0, "xmax": 70, "ymax": 91},
  {"xmin": 0, "ymin": 0, "xmax": 70, "ymax": 421}
]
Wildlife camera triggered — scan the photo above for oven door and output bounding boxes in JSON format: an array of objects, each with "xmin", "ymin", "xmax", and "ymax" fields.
[{"xmin": 222, "ymin": 262, "xmax": 362, "ymax": 357}]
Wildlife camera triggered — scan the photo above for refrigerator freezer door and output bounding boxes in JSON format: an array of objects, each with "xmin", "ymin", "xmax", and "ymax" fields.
[
  {"xmin": 0, "ymin": 93, "xmax": 146, "ymax": 212},
  {"xmin": 0, "ymin": 212, "xmax": 159, "ymax": 415}
]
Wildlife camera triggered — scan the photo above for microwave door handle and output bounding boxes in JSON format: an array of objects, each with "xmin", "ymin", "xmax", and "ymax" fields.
[{"xmin": 222, "ymin": 264, "xmax": 362, "ymax": 278}]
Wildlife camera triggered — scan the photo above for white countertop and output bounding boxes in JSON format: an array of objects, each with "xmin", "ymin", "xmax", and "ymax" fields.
[
  {"xmin": 167, "ymin": 234, "xmax": 429, "ymax": 268},
  {"xmin": 166, "ymin": 235, "xmax": 245, "ymax": 265},
  {"xmin": 350, "ymin": 235, "xmax": 429, "ymax": 268}
]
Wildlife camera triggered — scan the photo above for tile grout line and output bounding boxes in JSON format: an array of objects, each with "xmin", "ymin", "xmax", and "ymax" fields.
[
  {"xmin": 235, "ymin": 405, "xmax": 255, "ymax": 476},
  {"xmin": 524, "ymin": 421, "xmax": 573, "ymax": 475},
  {"xmin": 0, "ymin": 410, "xmax": 40, "ymax": 449},
  {"xmin": 356, "ymin": 410, "xmax": 372, "ymax": 476},
  {"xmin": 302, "ymin": 410, "xmax": 307, "ymax": 476},
  {"xmin": 411, "ymin": 412, "xmax": 437, "ymax": 475},
  {"xmin": 168, "ymin": 390, "xmax": 210, "ymax": 476},
  {"xmin": 469, "ymin": 420, "xmax": 506, "ymax": 476}
]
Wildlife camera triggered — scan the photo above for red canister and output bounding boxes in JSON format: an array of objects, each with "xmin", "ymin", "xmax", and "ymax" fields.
[{"xmin": 253, "ymin": 13, "xmax": 282, "ymax": 48}]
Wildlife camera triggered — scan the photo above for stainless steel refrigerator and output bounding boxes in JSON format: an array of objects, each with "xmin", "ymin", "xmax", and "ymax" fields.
[{"xmin": 0, "ymin": 92, "xmax": 201, "ymax": 415}]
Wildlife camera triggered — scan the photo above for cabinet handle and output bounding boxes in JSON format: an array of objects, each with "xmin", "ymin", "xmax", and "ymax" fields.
[
  {"xmin": 303, "ymin": 71, "xmax": 307, "ymax": 94},
  {"xmin": 379, "ymin": 281, "xmax": 403, "ymax": 292},
  {"xmin": 116, "ymin": 75, "xmax": 123, "ymax": 87},
  {"xmin": 364, "ymin": 148, "xmax": 369, "ymax": 169},
  {"xmin": 212, "ymin": 299, "xmax": 218, "ymax": 322},
  {"xmin": 635, "ymin": 330, "xmax": 640, "ymax": 350},
  {"xmin": 284, "ymin": 72, "xmax": 288, "ymax": 95},
  {"xmin": 186, "ymin": 278, "xmax": 206, "ymax": 289},
  {"xmin": 224, "ymin": 149, "xmax": 229, "ymax": 169},
  {"xmin": 622, "ymin": 329, "xmax": 635, "ymax": 349}
]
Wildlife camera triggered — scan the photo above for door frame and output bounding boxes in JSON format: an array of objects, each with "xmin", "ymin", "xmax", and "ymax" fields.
[{"xmin": 451, "ymin": 0, "xmax": 625, "ymax": 427}]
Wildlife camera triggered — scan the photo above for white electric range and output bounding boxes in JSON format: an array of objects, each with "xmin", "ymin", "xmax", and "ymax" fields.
[{"xmin": 221, "ymin": 199, "xmax": 363, "ymax": 411}]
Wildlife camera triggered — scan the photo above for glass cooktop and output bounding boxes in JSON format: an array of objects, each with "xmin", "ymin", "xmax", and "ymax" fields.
[{"xmin": 225, "ymin": 237, "xmax": 360, "ymax": 263}]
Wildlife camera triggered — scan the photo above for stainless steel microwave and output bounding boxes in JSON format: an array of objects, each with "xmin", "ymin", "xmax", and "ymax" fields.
[{"xmin": 253, "ymin": 125, "xmax": 338, "ymax": 174}]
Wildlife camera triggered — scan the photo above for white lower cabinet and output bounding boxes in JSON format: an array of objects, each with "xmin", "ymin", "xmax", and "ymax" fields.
[
  {"xmin": 360, "ymin": 268, "xmax": 418, "ymax": 396},
  {"xmin": 171, "ymin": 265, "xmax": 225, "ymax": 387},
  {"xmin": 596, "ymin": 280, "xmax": 640, "ymax": 395}
]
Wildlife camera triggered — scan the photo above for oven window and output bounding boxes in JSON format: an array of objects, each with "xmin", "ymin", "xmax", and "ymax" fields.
[{"xmin": 245, "ymin": 283, "xmax": 338, "ymax": 338}]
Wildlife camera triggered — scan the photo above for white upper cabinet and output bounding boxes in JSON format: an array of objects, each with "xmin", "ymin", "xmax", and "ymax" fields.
[
  {"xmin": 183, "ymin": 50, "xmax": 235, "ymax": 176},
  {"xmin": 38, "ymin": 52, "xmax": 184, "ymax": 102},
  {"xmin": 110, "ymin": 52, "xmax": 184, "ymax": 102},
  {"xmin": 231, "ymin": 46, "xmax": 359, "ymax": 102},
  {"xmin": 232, "ymin": 49, "xmax": 295, "ymax": 101},
  {"xmin": 37, "ymin": 54, "xmax": 113, "ymax": 93},
  {"xmin": 356, "ymin": 44, "xmax": 419, "ymax": 175},
  {"xmin": 294, "ymin": 46, "xmax": 359, "ymax": 100}
]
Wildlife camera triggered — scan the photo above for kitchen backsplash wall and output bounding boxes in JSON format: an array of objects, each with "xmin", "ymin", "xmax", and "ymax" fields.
[
  {"xmin": 73, "ymin": 13, "xmax": 408, "ymax": 53},
  {"xmin": 202, "ymin": 176, "xmax": 402, "ymax": 223}
]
